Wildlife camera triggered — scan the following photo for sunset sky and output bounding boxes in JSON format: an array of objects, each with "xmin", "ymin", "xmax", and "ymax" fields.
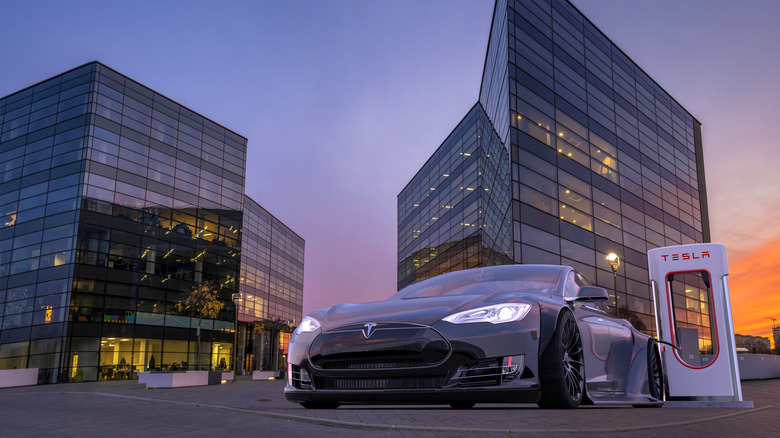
[{"xmin": 1, "ymin": 1, "xmax": 777, "ymax": 343}]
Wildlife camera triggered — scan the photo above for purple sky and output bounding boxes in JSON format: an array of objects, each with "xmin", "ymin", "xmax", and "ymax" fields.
[{"xmin": 2, "ymin": 1, "xmax": 778, "ymax": 324}]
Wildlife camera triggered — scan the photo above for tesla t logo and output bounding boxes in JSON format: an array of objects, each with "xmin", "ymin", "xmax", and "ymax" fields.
[
  {"xmin": 362, "ymin": 323, "xmax": 378, "ymax": 339},
  {"xmin": 660, "ymin": 251, "xmax": 710, "ymax": 262}
]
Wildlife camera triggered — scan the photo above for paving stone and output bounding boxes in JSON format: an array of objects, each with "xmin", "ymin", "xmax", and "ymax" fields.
[{"xmin": 0, "ymin": 377, "xmax": 776, "ymax": 437}]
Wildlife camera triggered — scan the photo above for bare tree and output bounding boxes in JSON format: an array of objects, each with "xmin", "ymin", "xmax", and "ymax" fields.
[{"xmin": 177, "ymin": 281, "xmax": 224, "ymax": 370}]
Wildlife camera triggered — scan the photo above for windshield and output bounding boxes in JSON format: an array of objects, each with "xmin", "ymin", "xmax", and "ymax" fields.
[{"xmin": 392, "ymin": 265, "xmax": 564, "ymax": 299}]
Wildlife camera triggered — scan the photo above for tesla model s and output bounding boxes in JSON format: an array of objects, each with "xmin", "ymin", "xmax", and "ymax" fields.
[{"xmin": 285, "ymin": 264, "xmax": 663, "ymax": 409}]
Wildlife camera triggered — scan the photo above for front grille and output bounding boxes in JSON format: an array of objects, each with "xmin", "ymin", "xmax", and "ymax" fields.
[
  {"xmin": 309, "ymin": 323, "xmax": 450, "ymax": 369},
  {"xmin": 314, "ymin": 375, "xmax": 446, "ymax": 390},
  {"xmin": 320, "ymin": 359, "xmax": 428, "ymax": 369}
]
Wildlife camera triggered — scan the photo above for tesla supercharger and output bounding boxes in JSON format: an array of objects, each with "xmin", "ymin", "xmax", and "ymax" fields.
[{"xmin": 647, "ymin": 243, "xmax": 744, "ymax": 403}]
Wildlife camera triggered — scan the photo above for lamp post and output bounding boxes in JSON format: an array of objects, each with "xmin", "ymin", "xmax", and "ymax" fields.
[
  {"xmin": 606, "ymin": 253, "xmax": 620, "ymax": 318},
  {"xmin": 231, "ymin": 292, "xmax": 241, "ymax": 382}
]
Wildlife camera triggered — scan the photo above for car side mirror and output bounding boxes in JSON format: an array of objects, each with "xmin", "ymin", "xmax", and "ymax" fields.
[{"xmin": 569, "ymin": 286, "xmax": 609, "ymax": 302}]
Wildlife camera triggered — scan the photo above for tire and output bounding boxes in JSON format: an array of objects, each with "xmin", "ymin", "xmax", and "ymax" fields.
[
  {"xmin": 537, "ymin": 311, "xmax": 585, "ymax": 409},
  {"xmin": 299, "ymin": 401, "xmax": 341, "ymax": 409},
  {"xmin": 448, "ymin": 401, "xmax": 476, "ymax": 409},
  {"xmin": 647, "ymin": 338, "xmax": 664, "ymax": 401},
  {"xmin": 633, "ymin": 339, "xmax": 664, "ymax": 408}
]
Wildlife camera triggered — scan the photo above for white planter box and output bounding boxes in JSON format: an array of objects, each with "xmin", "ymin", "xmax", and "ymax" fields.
[
  {"xmin": 738, "ymin": 354, "xmax": 780, "ymax": 380},
  {"xmin": 0, "ymin": 368, "xmax": 38, "ymax": 388},
  {"xmin": 138, "ymin": 371, "xmax": 223, "ymax": 388}
]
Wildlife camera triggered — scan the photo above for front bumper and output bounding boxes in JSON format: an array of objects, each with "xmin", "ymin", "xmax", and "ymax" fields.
[{"xmin": 284, "ymin": 316, "xmax": 542, "ymax": 404}]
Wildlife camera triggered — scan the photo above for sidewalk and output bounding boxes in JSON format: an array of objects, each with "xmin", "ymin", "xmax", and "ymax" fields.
[{"xmin": 0, "ymin": 377, "xmax": 777, "ymax": 437}]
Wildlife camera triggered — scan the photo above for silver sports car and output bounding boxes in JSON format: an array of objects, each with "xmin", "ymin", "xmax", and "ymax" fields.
[{"xmin": 285, "ymin": 265, "xmax": 664, "ymax": 409}]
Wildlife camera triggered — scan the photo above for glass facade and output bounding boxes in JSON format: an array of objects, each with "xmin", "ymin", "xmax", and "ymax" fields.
[
  {"xmin": 398, "ymin": 103, "xmax": 513, "ymax": 290},
  {"xmin": 480, "ymin": 0, "xmax": 510, "ymax": 147},
  {"xmin": 0, "ymin": 62, "xmax": 303, "ymax": 382},
  {"xmin": 238, "ymin": 195, "xmax": 304, "ymax": 373},
  {"xmin": 399, "ymin": 0, "xmax": 710, "ymax": 336}
]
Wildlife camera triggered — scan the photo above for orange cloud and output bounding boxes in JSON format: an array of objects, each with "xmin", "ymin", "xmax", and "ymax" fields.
[{"xmin": 728, "ymin": 237, "xmax": 780, "ymax": 348}]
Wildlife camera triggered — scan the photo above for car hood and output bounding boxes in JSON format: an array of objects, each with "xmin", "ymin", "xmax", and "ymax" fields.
[{"xmin": 313, "ymin": 292, "xmax": 534, "ymax": 330}]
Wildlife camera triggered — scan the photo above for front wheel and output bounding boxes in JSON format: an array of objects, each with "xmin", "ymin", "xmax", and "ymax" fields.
[{"xmin": 537, "ymin": 311, "xmax": 585, "ymax": 409}]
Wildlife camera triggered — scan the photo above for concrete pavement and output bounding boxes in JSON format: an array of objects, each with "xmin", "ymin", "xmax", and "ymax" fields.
[{"xmin": 0, "ymin": 377, "xmax": 777, "ymax": 437}]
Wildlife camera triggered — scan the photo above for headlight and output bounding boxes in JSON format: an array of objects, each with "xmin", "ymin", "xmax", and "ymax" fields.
[
  {"xmin": 295, "ymin": 316, "xmax": 321, "ymax": 334},
  {"xmin": 442, "ymin": 303, "xmax": 531, "ymax": 324}
]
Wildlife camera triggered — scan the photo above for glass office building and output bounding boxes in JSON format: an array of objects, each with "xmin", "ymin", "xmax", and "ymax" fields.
[
  {"xmin": 238, "ymin": 195, "xmax": 304, "ymax": 374},
  {"xmin": 398, "ymin": 103, "xmax": 513, "ymax": 289},
  {"xmin": 0, "ymin": 62, "xmax": 303, "ymax": 382},
  {"xmin": 399, "ymin": 0, "xmax": 710, "ymax": 335}
]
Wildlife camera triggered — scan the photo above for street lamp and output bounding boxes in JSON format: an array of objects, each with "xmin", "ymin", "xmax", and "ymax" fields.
[
  {"xmin": 231, "ymin": 292, "xmax": 241, "ymax": 382},
  {"xmin": 606, "ymin": 253, "xmax": 620, "ymax": 318}
]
